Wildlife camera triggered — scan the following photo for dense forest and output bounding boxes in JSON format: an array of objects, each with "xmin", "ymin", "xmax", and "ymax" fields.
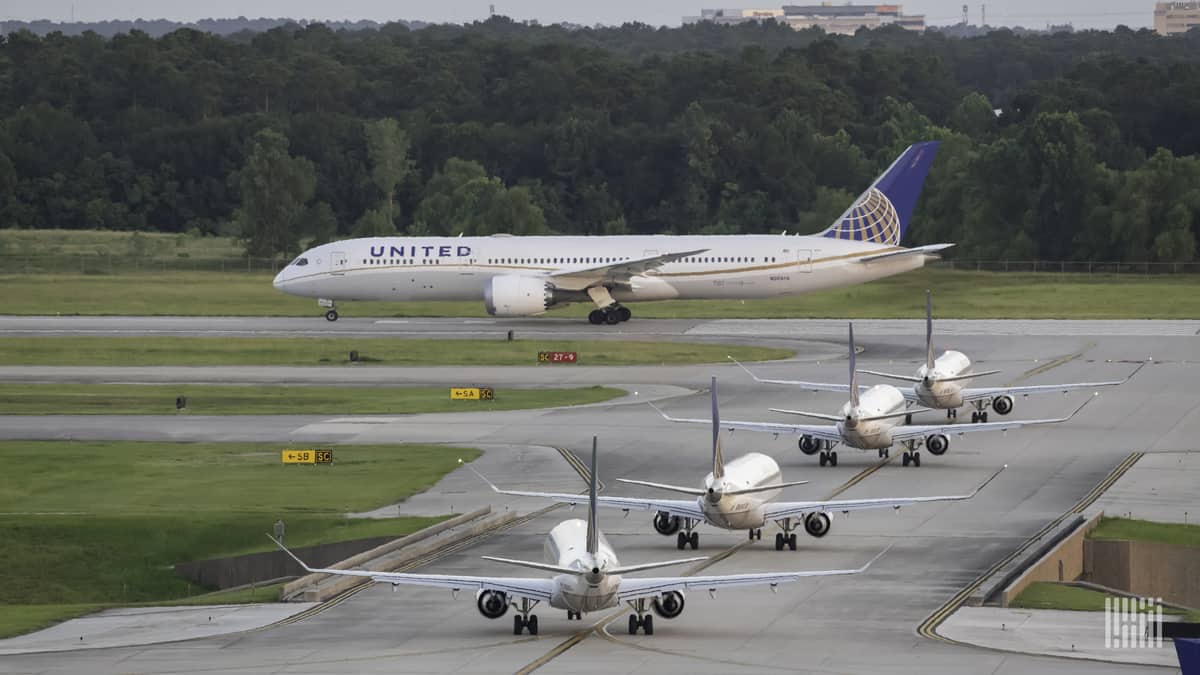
[{"xmin": 2, "ymin": 18, "xmax": 1199, "ymax": 261}]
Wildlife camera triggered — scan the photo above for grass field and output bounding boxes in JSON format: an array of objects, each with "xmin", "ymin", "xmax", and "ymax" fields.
[
  {"xmin": 1012, "ymin": 582, "xmax": 1200, "ymax": 622},
  {"xmin": 0, "ymin": 440, "xmax": 479, "ymax": 636},
  {"xmin": 3, "ymin": 267, "xmax": 1200, "ymax": 318},
  {"xmin": 1089, "ymin": 516, "xmax": 1200, "ymax": 548},
  {"xmin": 0, "ymin": 337, "xmax": 791, "ymax": 366},
  {"xmin": 0, "ymin": 383, "xmax": 626, "ymax": 415}
]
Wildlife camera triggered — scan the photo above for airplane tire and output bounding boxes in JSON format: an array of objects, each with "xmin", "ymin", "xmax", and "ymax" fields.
[
  {"xmin": 324, "ymin": 310, "xmax": 339, "ymax": 322},
  {"xmin": 689, "ymin": 531, "xmax": 699, "ymax": 550},
  {"xmin": 643, "ymin": 615, "xmax": 654, "ymax": 635},
  {"xmin": 588, "ymin": 310, "xmax": 604, "ymax": 325},
  {"xmin": 902, "ymin": 453, "xmax": 911, "ymax": 467},
  {"xmin": 775, "ymin": 533, "xmax": 784, "ymax": 550},
  {"xmin": 981, "ymin": 412, "xmax": 989, "ymax": 423},
  {"xmin": 604, "ymin": 311, "xmax": 620, "ymax": 325},
  {"xmin": 905, "ymin": 414, "xmax": 912, "ymax": 424},
  {"xmin": 819, "ymin": 452, "xmax": 828, "ymax": 467},
  {"xmin": 913, "ymin": 452, "xmax": 921, "ymax": 467},
  {"xmin": 616, "ymin": 306, "xmax": 631, "ymax": 322},
  {"xmin": 527, "ymin": 615, "xmax": 538, "ymax": 635},
  {"xmin": 628, "ymin": 615, "xmax": 639, "ymax": 635},
  {"xmin": 676, "ymin": 532, "xmax": 686, "ymax": 550},
  {"xmin": 788, "ymin": 533, "xmax": 798, "ymax": 551},
  {"xmin": 513, "ymin": 615, "xmax": 525, "ymax": 635},
  {"xmin": 829, "ymin": 451, "xmax": 838, "ymax": 467}
]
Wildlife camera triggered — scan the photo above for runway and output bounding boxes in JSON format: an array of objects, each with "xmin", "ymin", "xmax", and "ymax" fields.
[{"xmin": 0, "ymin": 318, "xmax": 1194, "ymax": 674}]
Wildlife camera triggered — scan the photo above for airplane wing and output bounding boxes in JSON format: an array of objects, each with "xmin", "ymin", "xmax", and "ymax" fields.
[
  {"xmin": 268, "ymin": 536, "xmax": 555, "ymax": 602},
  {"xmin": 616, "ymin": 547, "xmax": 887, "ymax": 601},
  {"xmin": 648, "ymin": 402, "xmax": 844, "ymax": 442},
  {"xmin": 762, "ymin": 466, "xmax": 1005, "ymax": 521},
  {"xmin": 547, "ymin": 249, "xmax": 709, "ymax": 291},
  {"xmin": 855, "ymin": 243, "xmax": 954, "ymax": 263},
  {"xmin": 958, "ymin": 362, "xmax": 1145, "ymax": 403},
  {"xmin": 889, "ymin": 395, "xmax": 1095, "ymax": 443}
]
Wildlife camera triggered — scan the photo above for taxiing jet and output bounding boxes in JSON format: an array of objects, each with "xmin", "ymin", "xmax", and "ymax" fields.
[
  {"xmin": 273, "ymin": 142, "xmax": 949, "ymax": 324},
  {"xmin": 733, "ymin": 291, "xmax": 1141, "ymax": 424},
  {"xmin": 271, "ymin": 438, "xmax": 884, "ymax": 636},
  {"xmin": 657, "ymin": 324, "xmax": 1094, "ymax": 467},
  {"xmin": 474, "ymin": 379, "xmax": 1004, "ymax": 551}
]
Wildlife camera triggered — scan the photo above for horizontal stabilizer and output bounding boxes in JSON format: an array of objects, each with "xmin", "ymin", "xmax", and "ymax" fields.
[
  {"xmin": 860, "ymin": 407, "xmax": 932, "ymax": 422},
  {"xmin": 857, "ymin": 369, "xmax": 923, "ymax": 383},
  {"xmin": 768, "ymin": 408, "xmax": 843, "ymax": 422},
  {"xmin": 616, "ymin": 477, "xmax": 705, "ymax": 496},
  {"xmin": 856, "ymin": 243, "xmax": 955, "ymax": 263},
  {"xmin": 480, "ymin": 556, "xmax": 584, "ymax": 576},
  {"xmin": 723, "ymin": 479, "xmax": 810, "ymax": 496},
  {"xmin": 609, "ymin": 556, "xmax": 708, "ymax": 575}
]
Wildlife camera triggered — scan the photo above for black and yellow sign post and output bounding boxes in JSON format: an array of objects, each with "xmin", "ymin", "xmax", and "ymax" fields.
[
  {"xmin": 281, "ymin": 449, "xmax": 334, "ymax": 464},
  {"xmin": 450, "ymin": 387, "xmax": 494, "ymax": 400}
]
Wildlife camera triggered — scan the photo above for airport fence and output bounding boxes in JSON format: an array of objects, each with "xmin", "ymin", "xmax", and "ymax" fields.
[{"xmin": 1, "ymin": 254, "xmax": 1198, "ymax": 276}]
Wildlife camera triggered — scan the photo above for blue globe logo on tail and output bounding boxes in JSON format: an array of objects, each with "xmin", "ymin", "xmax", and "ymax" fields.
[{"xmin": 821, "ymin": 141, "xmax": 940, "ymax": 247}]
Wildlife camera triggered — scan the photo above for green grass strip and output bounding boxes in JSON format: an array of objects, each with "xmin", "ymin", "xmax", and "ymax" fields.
[
  {"xmin": 1089, "ymin": 516, "xmax": 1200, "ymax": 548},
  {"xmin": 0, "ymin": 383, "xmax": 625, "ymax": 415},
  {"xmin": 0, "ymin": 337, "xmax": 790, "ymax": 366}
]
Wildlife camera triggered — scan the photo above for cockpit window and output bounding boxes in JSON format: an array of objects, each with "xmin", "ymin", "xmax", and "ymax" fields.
[{"xmin": 292, "ymin": 257, "xmax": 309, "ymax": 267}]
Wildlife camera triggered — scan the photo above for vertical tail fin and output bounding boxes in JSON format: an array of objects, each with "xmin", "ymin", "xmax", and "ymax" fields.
[
  {"xmin": 586, "ymin": 436, "xmax": 599, "ymax": 556},
  {"xmin": 925, "ymin": 289, "xmax": 935, "ymax": 372},
  {"xmin": 711, "ymin": 376, "xmax": 725, "ymax": 480},
  {"xmin": 848, "ymin": 323, "xmax": 861, "ymax": 408},
  {"xmin": 819, "ymin": 141, "xmax": 940, "ymax": 245}
]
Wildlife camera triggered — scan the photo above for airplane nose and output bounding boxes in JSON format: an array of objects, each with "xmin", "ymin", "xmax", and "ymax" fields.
[{"xmin": 272, "ymin": 269, "xmax": 286, "ymax": 290}]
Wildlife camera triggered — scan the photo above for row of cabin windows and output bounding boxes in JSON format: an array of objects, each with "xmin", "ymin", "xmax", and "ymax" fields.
[
  {"xmin": 362, "ymin": 258, "xmax": 441, "ymax": 265},
  {"xmin": 484, "ymin": 256, "xmax": 779, "ymax": 265}
]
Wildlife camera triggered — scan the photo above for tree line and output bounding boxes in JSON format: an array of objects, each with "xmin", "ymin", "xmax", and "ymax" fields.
[{"xmin": 1, "ymin": 18, "xmax": 1199, "ymax": 261}]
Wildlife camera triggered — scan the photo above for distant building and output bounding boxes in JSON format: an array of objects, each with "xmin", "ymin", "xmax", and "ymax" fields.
[
  {"xmin": 686, "ymin": 4, "xmax": 925, "ymax": 35},
  {"xmin": 1155, "ymin": 2, "xmax": 1200, "ymax": 35}
]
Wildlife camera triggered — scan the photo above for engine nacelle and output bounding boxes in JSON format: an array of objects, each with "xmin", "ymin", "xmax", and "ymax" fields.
[
  {"xmin": 651, "ymin": 591, "xmax": 685, "ymax": 619},
  {"xmin": 484, "ymin": 275, "xmax": 554, "ymax": 317},
  {"xmin": 926, "ymin": 434, "xmax": 950, "ymax": 456},
  {"xmin": 476, "ymin": 589, "xmax": 509, "ymax": 619},
  {"xmin": 804, "ymin": 511, "xmax": 832, "ymax": 538},
  {"xmin": 653, "ymin": 511, "xmax": 681, "ymax": 535},
  {"xmin": 798, "ymin": 435, "xmax": 820, "ymax": 455},
  {"xmin": 992, "ymin": 395, "xmax": 1014, "ymax": 416}
]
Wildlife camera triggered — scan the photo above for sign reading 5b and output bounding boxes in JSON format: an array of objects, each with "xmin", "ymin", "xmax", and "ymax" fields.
[
  {"xmin": 282, "ymin": 449, "xmax": 334, "ymax": 464},
  {"xmin": 450, "ymin": 387, "xmax": 494, "ymax": 400}
]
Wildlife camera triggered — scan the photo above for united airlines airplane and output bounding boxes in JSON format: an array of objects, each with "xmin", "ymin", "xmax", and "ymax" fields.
[{"xmin": 273, "ymin": 142, "xmax": 949, "ymax": 323}]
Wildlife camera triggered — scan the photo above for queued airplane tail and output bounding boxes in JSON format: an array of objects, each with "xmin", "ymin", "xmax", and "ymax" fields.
[
  {"xmin": 586, "ymin": 436, "xmax": 599, "ymax": 556},
  {"xmin": 711, "ymin": 376, "xmax": 725, "ymax": 480},
  {"xmin": 925, "ymin": 289, "xmax": 935, "ymax": 372},
  {"xmin": 819, "ymin": 141, "xmax": 940, "ymax": 246}
]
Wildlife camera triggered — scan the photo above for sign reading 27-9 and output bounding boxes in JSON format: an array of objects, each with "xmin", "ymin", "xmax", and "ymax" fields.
[{"xmin": 281, "ymin": 449, "xmax": 333, "ymax": 464}]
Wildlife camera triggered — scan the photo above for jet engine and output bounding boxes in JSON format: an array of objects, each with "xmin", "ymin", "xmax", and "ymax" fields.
[
  {"xmin": 926, "ymin": 434, "xmax": 950, "ymax": 456},
  {"xmin": 653, "ymin": 511, "xmax": 681, "ymax": 535},
  {"xmin": 798, "ymin": 435, "xmax": 820, "ymax": 455},
  {"xmin": 476, "ymin": 589, "xmax": 509, "ymax": 619},
  {"xmin": 804, "ymin": 512, "xmax": 832, "ymax": 537},
  {"xmin": 992, "ymin": 395, "xmax": 1014, "ymax": 415},
  {"xmin": 483, "ymin": 275, "xmax": 555, "ymax": 317},
  {"xmin": 652, "ymin": 591, "xmax": 685, "ymax": 619}
]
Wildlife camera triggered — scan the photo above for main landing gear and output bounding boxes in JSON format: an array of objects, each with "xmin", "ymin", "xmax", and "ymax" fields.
[
  {"xmin": 900, "ymin": 441, "xmax": 922, "ymax": 468},
  {"xmin": 587, "ymin": 305, "xmax": 631, "ymax": 325},
  {"xmin": 818, "ymin": 449, "xmax": 839, "ymax": 467},
  {"xmin": 773, "ymin": 518, "xmax": 798, "ymax": 551},
  {"xmin": 877, "ymin": 447, "xmax": 890, "ymax": 458},
  {"xmin": 748, "ymin": 528, "xmax": 762, "ymax": 541},
  {"xmin": 970, "ymin": 401, "xmax": 989, "ymax": 423},
  {"xmin": 566, "ymin": 610, "xmax": 582, "ymax": 620},
  {"xmin": 675, "ymin": 519, "xmax": 700, "ymax": 550},
  {"xmin": 627, "ymin": 598, "xmax": 654, "ymax": 635},
  {"xmin": 512, "ymin": 598, "xmax": 540, "ymax": 635},
  {"xmin": 946, "ymin": 408, "xmax": 957, "ymax": 420},
  {"xmin": 319, "ymin": 299, "xmax": 338, "ymax": 322}
]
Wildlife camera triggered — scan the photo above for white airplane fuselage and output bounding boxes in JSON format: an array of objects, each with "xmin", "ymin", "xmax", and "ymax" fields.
[
  {"xmin": 837, "ymin": 385, "xmax": 909, "ymax": 450},
  {"xmin": 543, "ymin": 519, "xmax": 623, "ymax": 613},
  {"xmin": 914, "ymin": 350, "xmax": 972, "ymax": 409},
  {"xmin": 272, "ymin": 235, "xmax": 928, "ymax": 312},
  {"xmin": 697, "ymin": 452, "xmax": 784, "ymax": 530}
]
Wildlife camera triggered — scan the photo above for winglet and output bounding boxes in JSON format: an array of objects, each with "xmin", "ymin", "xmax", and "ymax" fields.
[
  {"xmin": 925, "ymin": 289, "xmax": 934, "ymax": 372},
  {"xmin": 461, "ymin": 459, "xmax": 502, "ymax": 493},
  {"xmin": 711, "ymin": 376, "xmax": 725, "ymax": 480},
  {"xmin": 971, "ymin": 464, "xmax": 1007, "ymax": 497},
  {"xmin": 848, "ymin": 323, "xmax": 861, "ymax": 408},
  {"xmin": 267, "ymin": 534, "xmax": 316, "ymax": 573},
  {"xmin": 1067, "ymin": 392, "xmax": 1099, "ymax": 419},
  {"xmin": 727, "ymin": 355, "xmax": 764, "ymax": 383},
  {"xmin": 857, "ymin": 544, "xmax": 894, "ymax": 573},
  {"xmin": 586, "ymin": 437, "xmax": 600, "ymax": 556}
]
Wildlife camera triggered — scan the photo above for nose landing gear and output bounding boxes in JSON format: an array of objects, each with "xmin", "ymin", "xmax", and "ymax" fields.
[{"xmin": 318, "ymin": 299, "xmax": 338, "ymax": 322}]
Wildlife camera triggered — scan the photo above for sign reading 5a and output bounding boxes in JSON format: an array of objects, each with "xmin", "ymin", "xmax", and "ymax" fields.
[
  {"xmin": 281, "ymin": 449, "xmax": 334, "ymax": 464},
  {"xmin": 450, "ymin": 387, "xmax": 494, "ymax": 400}
]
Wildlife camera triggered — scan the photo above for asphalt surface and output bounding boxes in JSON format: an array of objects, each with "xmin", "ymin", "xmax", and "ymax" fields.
[{"xmin": 0, "ymin": 318, "xmax": 1195, "ymax": 674}]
